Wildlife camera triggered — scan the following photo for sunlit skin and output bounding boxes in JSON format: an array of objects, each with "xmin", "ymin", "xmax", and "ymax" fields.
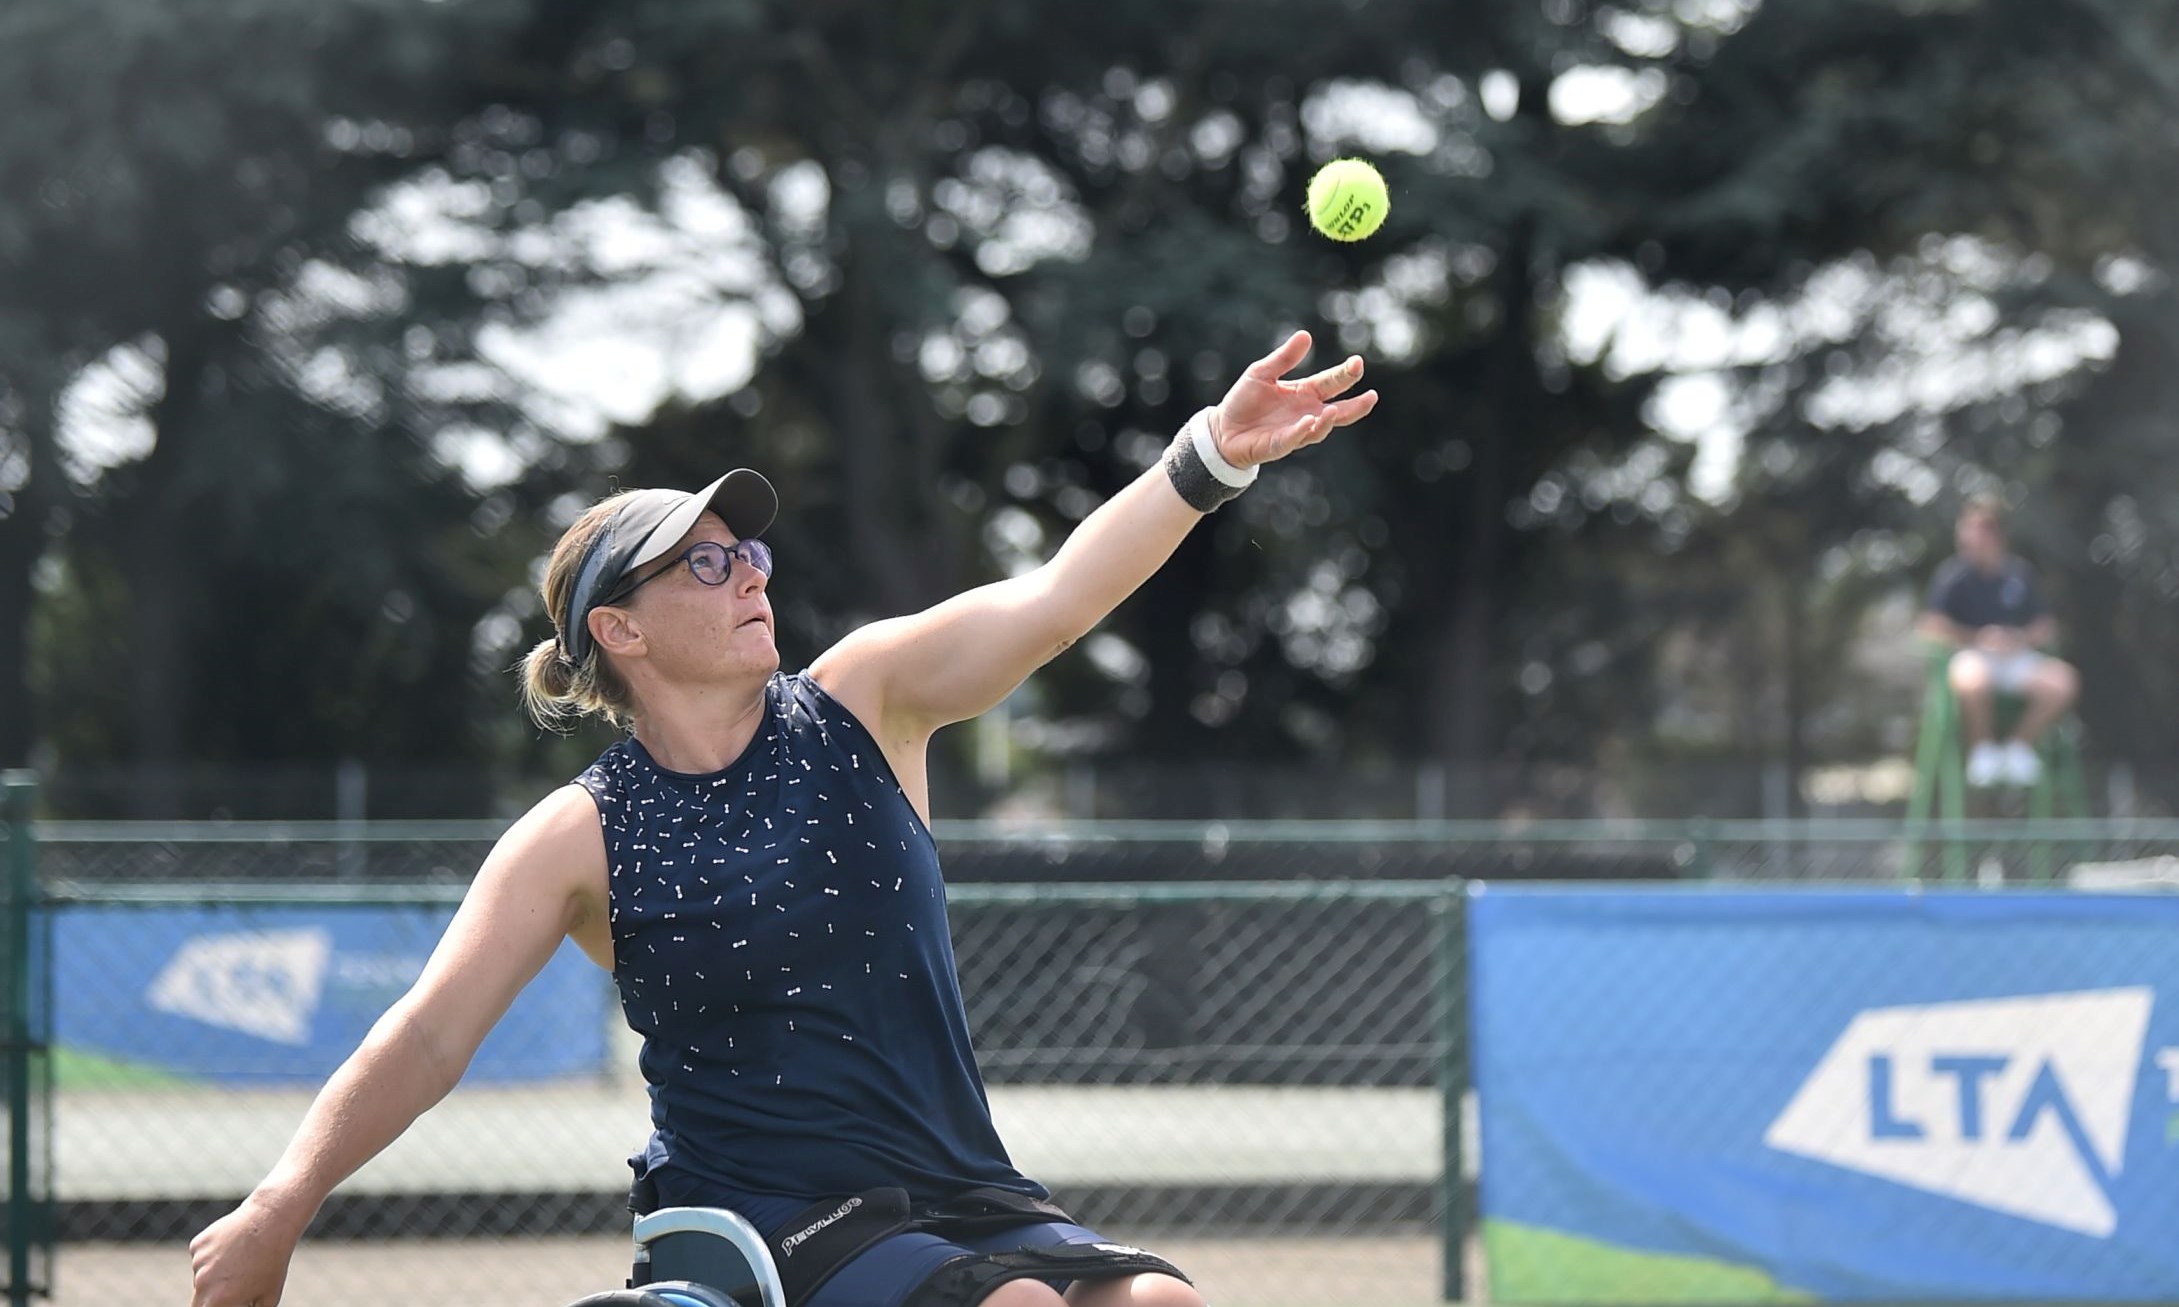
[
  {"xmin": 188, "ymin": 331, "xmax": 1373, "ymax": 1307},
  {"xmin": 586, "ymin": 518, "xmax": 782, "ymax": 776}
]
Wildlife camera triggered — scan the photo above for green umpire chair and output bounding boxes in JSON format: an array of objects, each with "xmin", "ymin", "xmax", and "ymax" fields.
[{"xmin": 1904, "ymin": 642, "xmax": 2090, "ymax": 882}]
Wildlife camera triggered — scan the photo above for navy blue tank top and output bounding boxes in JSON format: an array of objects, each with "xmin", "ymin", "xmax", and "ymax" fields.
[{"xmin": 575, "ymin": 671, "xmax": 1042, "ymax": 1207}]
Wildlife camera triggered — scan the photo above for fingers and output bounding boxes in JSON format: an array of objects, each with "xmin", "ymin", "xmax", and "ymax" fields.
[
  {"xmin": 1324, "ymin": 389, "xmax": 1378, "ymax": 428},
  {"xmin": 1300, "ymin": 355, "xmax": 1366, "ymax": 402},
  {"xmin": 1243, "ymin": 329, "xmax": 1313, "ymax": 382},
  {"xmin": 1289, "ymin": 387, "xmax": 1376, "ymax": 441},
  {"xmin": 1276, "ymin": 412, "xmax": 1327, "ymax": 449},
  {"xmin": 1279, "ymin": 391, "xmax": 1377, "ymax": 454}
]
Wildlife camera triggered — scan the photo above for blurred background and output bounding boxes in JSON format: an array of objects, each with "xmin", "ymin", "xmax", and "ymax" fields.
[
  {"xmin": 8, "ymin": 1, "xmax": 2179, "ymax": 1305},
  {"xmin": 7, "ymin": 0, "xmax": 2177, "ymax": 824}
]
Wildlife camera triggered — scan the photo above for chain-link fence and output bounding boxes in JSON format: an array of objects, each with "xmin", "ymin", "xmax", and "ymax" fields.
[
  {"xmin": 940, "ymin": 818, "xmax": 2179, "ymax": 886},
  {"xmin": 19, "ymin": 821, "xmax": 2179, "ymax": 1305},
  {"xmin": 37, "ymin": 816, "xmax": 2179, "ymax": 888},
  {"xmin": 28, "ymin": 824, "xmax": 1477, "ymax": 1307},
  {"xmin": 40, "ymin": 754, "xmax": 2179, "ymax": 826}
]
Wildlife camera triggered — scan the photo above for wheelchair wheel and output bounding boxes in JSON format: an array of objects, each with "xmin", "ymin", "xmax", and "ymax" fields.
[{"xmin": 562, "ymin": 1281, "xmax": 742, "ymax": 1307}]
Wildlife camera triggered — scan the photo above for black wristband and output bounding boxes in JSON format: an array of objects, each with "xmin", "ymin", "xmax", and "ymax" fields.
[{"xmin": 1162, "ymin": 410, "xmax": 1256, "ymax": 513}]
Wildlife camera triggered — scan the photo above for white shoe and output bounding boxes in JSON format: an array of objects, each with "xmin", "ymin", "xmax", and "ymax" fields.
[
  {"xmin": 1966, "ymin": 742, "xmax": 2005, "ymax": 789},
  {"xmin": 2002, "ymin": 740, "xmax": 2043, "ymax": 788}
]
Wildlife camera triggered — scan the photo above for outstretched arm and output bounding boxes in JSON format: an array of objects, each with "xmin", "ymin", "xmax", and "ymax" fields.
[
  {"xmin": 814, "ymin": 330, "xmax": 1377, "ymax": 737},
  {"xmin": 188, "ymin": 788, "xmax": 606, "ymax": 1307}
]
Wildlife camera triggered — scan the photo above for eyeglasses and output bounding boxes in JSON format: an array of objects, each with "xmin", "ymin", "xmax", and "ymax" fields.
[{"xmin": 601, "ymin": 539, "xmax": 773, "ymax": 607}]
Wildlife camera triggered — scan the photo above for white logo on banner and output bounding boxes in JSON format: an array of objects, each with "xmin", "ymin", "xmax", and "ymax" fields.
[
  {"xmin": 1765, "ymin": 988, "xmax": 2153, "ymax": 1237},
  {"xmin": 146, "ymin": 929, "xmax": 334, "ymax": 1046}
]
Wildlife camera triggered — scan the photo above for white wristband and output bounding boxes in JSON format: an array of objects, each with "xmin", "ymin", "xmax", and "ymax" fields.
[{"xmin": 1188, "ymin": 409, "xmax": 1258, "ymax": 490}]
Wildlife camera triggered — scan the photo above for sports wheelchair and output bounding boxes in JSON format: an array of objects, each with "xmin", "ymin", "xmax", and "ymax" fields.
[{"xmin": 566, "ymin": 1205, "xmax": 787, "ymax": 1307}]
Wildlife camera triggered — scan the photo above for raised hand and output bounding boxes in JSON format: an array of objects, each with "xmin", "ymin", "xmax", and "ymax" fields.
[{"xmin": 1210, "ymin": 330, "xmax": 1379, "ymax": 470}]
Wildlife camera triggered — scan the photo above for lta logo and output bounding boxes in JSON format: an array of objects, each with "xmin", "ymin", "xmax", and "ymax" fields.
[
  {"xmin": 145, "ymin": 928, "xmax": 333, "ymax": 1045},
  {"xmin": 1766, "ymin": 989, "xmax": 2159, "ymax": 1236}
]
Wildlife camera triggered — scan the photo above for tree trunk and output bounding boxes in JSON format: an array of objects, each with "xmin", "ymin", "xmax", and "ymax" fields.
[
  {"xmin": 830, "ymin": 248, "xmax": 936, "ymax": 617},
  {"xmin": 1135, "ymin": 520, "xmax": 1217, "ymax": 763},
  {"xmin": 0, "ymin": 376, "xmax": 58, "ymax": 771},
  {"xmin": 1425, "ymin": 225, "xmax": 1536, "ymax": 815},
  {"xmin": 121, "ymin": 326, "xmax": 222, "ymax": 816},
  {"xmin": 1779, "ymin": 529, "xmax": 1809, "ymax": 819},
  {"xmin": 1429, "ymin": 434, "xmax": 1504, "ymax": 815},
  {"xmin": 0, "ymin": 529, "xmax": 31, "ymax": 768}
]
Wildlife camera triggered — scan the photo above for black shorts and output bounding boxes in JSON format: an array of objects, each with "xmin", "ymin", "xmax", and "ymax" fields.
[
  {"xmin": 809, "ymin": 1216, "xmax": 1130, "ymax": 1307},
  {"xmin": 642, "ymin": 1168, "xmax": 1185, "ymax": 1307}
]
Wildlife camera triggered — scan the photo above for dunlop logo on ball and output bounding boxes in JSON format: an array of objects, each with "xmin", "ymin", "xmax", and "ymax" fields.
[{"xmin": 1306, "ymin": 159, "xmax": 1389, "ymax": 243}]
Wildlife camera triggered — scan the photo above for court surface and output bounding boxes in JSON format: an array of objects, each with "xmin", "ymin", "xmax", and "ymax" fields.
[
  {"xmin": 58, "ymin": 1082, "xmax": 1442, "ymax": 1196},
  {"xmin": 59, "ymin": 1233, "xmax": 1450, "ymax": 1306}
]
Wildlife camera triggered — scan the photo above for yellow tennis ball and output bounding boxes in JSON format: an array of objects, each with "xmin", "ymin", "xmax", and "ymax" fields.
[{"xmin": 1305, "ymin": 158, "xmax": 1389, "ymax": 242}]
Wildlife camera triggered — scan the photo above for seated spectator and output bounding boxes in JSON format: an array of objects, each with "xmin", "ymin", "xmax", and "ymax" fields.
[{"xmin": 1918, "ymin": 495, "xmax": 2079, "ymax": 788}]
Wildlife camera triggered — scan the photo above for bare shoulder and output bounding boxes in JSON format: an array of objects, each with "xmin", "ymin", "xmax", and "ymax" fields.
[
  {"xmin": 808, "ymin": 617, "xmax": 914, "ymax": 741},
  {"xmin": 479, "ymin": 783, "xmax": 610, "ymax": 929},
  {"xmin": 498, "ymin": 782, "xmax": 606, "ymax": 858}
]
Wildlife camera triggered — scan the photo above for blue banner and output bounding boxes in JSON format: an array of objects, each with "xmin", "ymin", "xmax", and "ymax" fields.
[
  {"xmin": 53, "ymin": 904, "xmax": 611, "ymax": 1083},
  {"xmin": 1469, "ymin": 887, "xmax": 2179, "ymax": 1302}
]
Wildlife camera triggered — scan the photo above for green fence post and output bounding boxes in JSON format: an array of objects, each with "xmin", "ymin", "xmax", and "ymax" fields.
[
  {"xmin": 1436, "ymin": 886, "xmax": 1470, "ymax": 1304},
  {"xmin": 1686, "ymin": 817, "xmax": 1715, "ymax": 880},
  {"xmin": 3, "ymin": 772, "xmax": 41, "ymax": 1307}
]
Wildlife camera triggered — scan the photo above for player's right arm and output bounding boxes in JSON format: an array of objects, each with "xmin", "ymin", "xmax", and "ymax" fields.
[{"xmin": 188, "ymin": 784, "xmax": 609, "ymax": 1307}]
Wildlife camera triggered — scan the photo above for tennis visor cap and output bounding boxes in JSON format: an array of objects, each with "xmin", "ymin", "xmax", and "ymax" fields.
[{"xmin": 559, "ymin": 469, "xmax": 778, "ymax": 667}]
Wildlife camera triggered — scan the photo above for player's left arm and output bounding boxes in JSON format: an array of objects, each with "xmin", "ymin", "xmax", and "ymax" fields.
[{"xmin": 813, "ymin": 331, "xmax": 1377, "ymax": 737}]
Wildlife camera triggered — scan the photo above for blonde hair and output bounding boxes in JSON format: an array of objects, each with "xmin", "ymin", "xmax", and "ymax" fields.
[{"xmin": 519, "ymin": 492, "xmax": 641, "ymax": 731}]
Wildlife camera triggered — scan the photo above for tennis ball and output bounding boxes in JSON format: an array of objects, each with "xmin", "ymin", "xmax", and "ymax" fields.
[{"xmin": 1305, "ymin": 158, "xmax": 1389, "ymax": 242}]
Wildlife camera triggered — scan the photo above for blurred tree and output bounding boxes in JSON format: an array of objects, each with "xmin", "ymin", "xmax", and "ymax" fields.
[
  {"xmin": 489, "ymin": 0, "xmax": 2077, "ymax": 813},
  {"xmin": 11, "ymin": 0, "xmax": 2179, "ymax": 817},
  {"xmin": 451, "ymin": 0, "xmax": 1673, "ymax": 813},
  {"xmin": 0, "ymin": 0, "xmax": 543, "ymax": 809},
  {"xmin": 1604, "ymin": 0, "xmax": 2179, "ymax": 811},
  {"xmin": 1929, "ymin": 0, "xmax": 2179, "ymax": 808}
]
